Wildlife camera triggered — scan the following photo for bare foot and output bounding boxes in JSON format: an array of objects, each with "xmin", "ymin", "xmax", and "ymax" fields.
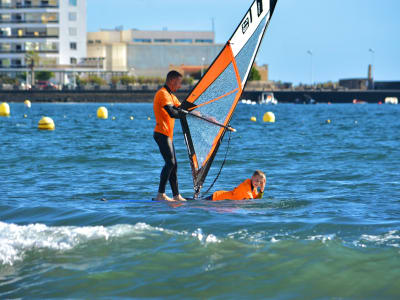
[
  {"xmin": 173, "ymin": 194, "xmax": 187, "ymax": 201},
  {"xmin": 155, "ymin": 193, "xmax": 175, "ymax": 201}
]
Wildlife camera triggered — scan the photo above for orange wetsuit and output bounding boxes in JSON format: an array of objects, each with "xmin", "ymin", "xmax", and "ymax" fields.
[
  {"xmin": 212, "ymin": 179, "xmax": 264, "ymax": 201},
  {"xmin": 153, "ymin": 86, "xmax": 181, "ymax": 139}
]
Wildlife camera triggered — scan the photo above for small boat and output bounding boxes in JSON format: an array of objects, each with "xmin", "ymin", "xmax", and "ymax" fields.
[
  {"xmin": 353, "ymin": 99, "xmax": 367, "ymax": 104},
  {"xmin": 384, "ymin": 97, "xmax": 398, "ymax": 104},
  {"xmin": 259, "ymin": 92, "xmax": 278, "ymax": 105}
]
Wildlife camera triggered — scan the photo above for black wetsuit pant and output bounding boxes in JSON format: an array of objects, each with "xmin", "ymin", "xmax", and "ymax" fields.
[{"xmin": 154, "ymin": 132, "xmax": 179, "ymax": 196}]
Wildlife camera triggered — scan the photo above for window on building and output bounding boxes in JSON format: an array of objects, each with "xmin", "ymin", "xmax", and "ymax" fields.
[
  {"xmin": 12, "ymin": 58, "xmax": 21, "ymax": 66},
  {"xmin": 70, "ymin": 42, "xmax": 77, "ymax": 50},
  {"xmin": 69, "ymin": 27, "xmax": 77, "ymax": 36},
  {"xmin": 0, "ymin": 14, "xmax": 11, "ymax": 22},
  {"xmin": 133, "ymin": 38, "xmax": 151, "ymax": 43},
  {"xmin": 68, "ymin": 12, "xmax": 77, "ymax": 21},
  {"xmin": 174, "ymin": 39, "xmax": 192, "ymax": 44},
  {"xmin": 0, "ymin": 58, "xmax": 11, "ymax": 67},
  {"xmin": 95, "ymin": 40, "xmax": 101, "ymax": 44},
  {"xmin": 154, "ymin": 39, "xmax": 172, "ymax": 43},
  {"xmin": 88, "ymin": 40, "xmax": 94, "ymax": 44},
  {"xmin": 195, "ymin": 39, "xmax": 213, "ymax": 43},
  {"xmin": 69, "ymin": 0, "xmax": 77, "ymax": 6},
  {"xmin": 0, "ymin": 43, "xmax": 11, "ymax": 52},
  {"xmin": 70, "ymin": 57, "xmax": 77, "ymax": 64},
  {"xmin": 47, "ymin": 27, "xmax": 58, "ymax": 36}
]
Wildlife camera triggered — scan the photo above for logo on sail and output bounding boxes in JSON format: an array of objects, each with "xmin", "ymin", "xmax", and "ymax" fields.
[
  {"xmin": 242, "ymin": 17, "xmax": 250, "ymax": 34},
  {"xmin": 257, "ymin": 0, "xmax": 263, "ymax": 16}
]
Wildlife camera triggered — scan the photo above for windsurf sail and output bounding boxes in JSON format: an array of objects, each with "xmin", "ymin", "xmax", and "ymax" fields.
[{"xmin": 180, "ymin": 0, "xmax": 278, "ymax": 198}]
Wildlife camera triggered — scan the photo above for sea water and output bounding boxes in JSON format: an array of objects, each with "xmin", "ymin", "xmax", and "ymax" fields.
[{"xmin": 0, "ymin": 103, "xmax": 399, "ymax": 299}]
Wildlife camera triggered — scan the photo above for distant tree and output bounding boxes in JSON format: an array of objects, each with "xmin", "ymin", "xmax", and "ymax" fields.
[
  {"xmin": 248, "ymin": 66, "xmax": 261, "ymax": 81},
  {"xmin": 36, "ymin": 71, "xmax": 54, "ymax": 82},
  {"xmin": 17, "ymin": 72, "xmax": 27, "ymax": 81},
  {"xmin": 182, "ymin": 76, "xmax": 194, "ymax": 85},
  {"xmin": 111, "ymin": 76, "xmax": 121, "ymax": 85},
  {"xmin": 137, "ymin": 76, "xmax": 145, "ymax": 84},
  {"xmin": 0, "ymin": 74, "xmax": 18, "ymax": 85},
  {"xmin": 87, "ymin": 75, "xmax": 106, "ymax": 85},
  {"xmin": 25, "ymin": 51, "xmax": 40, "ymax": 86},
  {"xmin": 120, "ymin": 75, "xmax": 135, "ymax": 85}
]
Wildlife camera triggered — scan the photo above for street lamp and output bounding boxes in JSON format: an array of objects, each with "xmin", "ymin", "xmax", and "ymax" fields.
[
  {"xmin": 368, "ymin": 48, "xmax": 375, "ymax": 64},
  {"xmin": 368, "ymin": 48, "xmax": 375, "ymax": 75},
  {"xmin": 368, "ymin": 48, "xmax": 375, "ymax": 89},
  {"xmin": 201, "ymin": 57, "xmax": 205, "ymax": 77},
  {"xmin": 307, "ymin": 50, "xmax": 313, "ymax": 88}
]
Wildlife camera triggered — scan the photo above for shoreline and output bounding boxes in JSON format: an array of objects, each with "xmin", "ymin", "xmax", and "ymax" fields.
[{"xmin": 0, "ymin": 89, "xmax": 399, "ymax": 104}]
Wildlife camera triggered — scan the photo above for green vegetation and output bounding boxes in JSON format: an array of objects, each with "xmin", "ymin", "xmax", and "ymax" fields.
[
  {"xmin": 0, "ymin": 74, "xmax": 18, "ymax": 85},
  {"xmin": 248, "ymin": 66, "xmax": 261, "ymax": 81},
  {"xmin": 25, "ymin": 51, "xmax": 40, "ymax": 86},
  {"xmin": 79, "ymin": 75, "xmax": 106, "ymax": 86},
  {"xmin": 36, "ymin": 71, "xmax": 55, "ymax": 82},
  {"xmin": 182, "ymin": 77, "xmax": 194, "ymax": 85}
]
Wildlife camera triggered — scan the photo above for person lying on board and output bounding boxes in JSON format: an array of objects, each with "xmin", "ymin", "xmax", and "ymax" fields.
[{"xmin": 206, "ymin": 170, "xmax": 266, "ymax": 201}]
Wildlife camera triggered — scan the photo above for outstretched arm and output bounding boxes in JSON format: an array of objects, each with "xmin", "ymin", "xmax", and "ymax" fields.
[{"xmin": 163, "ymin": 105, "xmax": 187, "ymax": 119}]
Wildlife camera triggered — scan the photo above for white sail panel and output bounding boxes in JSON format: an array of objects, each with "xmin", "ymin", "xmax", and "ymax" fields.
[{"xmin": 230, "ymin": 0, "xmax": 270, "ymax": 56}]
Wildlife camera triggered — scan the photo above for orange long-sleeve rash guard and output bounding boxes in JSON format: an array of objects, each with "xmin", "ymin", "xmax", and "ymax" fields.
[
  {"xmin": 153, "ymin": 86, "xmax": 181, "ymax": 139},
  {"xmin": 212, "ymin": 179, "xmax": 263, "ymax": 201}
]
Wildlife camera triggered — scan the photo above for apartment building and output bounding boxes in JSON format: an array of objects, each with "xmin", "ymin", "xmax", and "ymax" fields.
[{"xmin": 0, "ymin": 0, "xmax": 86, "ymax": 72}]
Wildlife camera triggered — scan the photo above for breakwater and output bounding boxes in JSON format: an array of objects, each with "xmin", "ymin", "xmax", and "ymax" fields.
[{"xmin": 0, "ymin": 89, "xmax": 399, "ymax": 103}]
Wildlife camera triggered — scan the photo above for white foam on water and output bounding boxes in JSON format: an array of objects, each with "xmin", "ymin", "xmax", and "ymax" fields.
[
  {"xmin": 306, "ymin": 234, "xmax": 336, "ymax": 243},
  {"xmin": 0, "ymin": 221, "xmax": 139, "ymax": 266},
  {"xmin": 191, "ymin": 228, "xmax": 220, "ymax": 244},
  {"xmin": 0, "ymin": 222, "xmax": 221, "ymax": 266},
  {"xmin": 357, "ymin": 230, "xmax": 400, "ymax": 248}
]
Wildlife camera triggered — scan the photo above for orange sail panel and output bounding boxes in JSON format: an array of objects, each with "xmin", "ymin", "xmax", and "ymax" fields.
[{"xmin": 186, "ymin": 46, "xmax": 233, "ymax": 104}]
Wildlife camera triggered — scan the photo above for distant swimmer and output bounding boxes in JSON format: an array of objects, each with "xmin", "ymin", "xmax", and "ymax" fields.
[
  {"xmin": 207, "ymin": 170, "xmax": 266, "ymax": 201},
  {"xmin": 153, "ymin": 71, "xmax": 187, "ymax": 202}
]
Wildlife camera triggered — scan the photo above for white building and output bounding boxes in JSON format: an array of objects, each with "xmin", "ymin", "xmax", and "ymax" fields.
[
  {"xmin": 87, "ymin": 28, "xmax": 223, "ymax": 77},
  {"xmin": 0, "ymin": 0, "xmax": 86, "ymax": 72}
]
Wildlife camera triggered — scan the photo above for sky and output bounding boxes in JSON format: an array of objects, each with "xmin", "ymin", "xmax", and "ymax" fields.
[{"xmin": 87, "ymin": 0, "xmax": 400, "ymax": 84}]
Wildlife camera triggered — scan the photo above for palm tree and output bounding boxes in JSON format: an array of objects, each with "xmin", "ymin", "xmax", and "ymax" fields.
[{"xmin": 25, "ymin": 51, "xmax": 39, "ymax": 86}]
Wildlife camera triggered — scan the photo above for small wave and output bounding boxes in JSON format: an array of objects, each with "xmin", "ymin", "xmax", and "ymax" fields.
[
  {"xmin": 355, "ymin": 230, "xmax": 400, "ymax": 248},
  {"xmin": 0, "ymin": 222, "xmax": 220, "ymax": 266}
]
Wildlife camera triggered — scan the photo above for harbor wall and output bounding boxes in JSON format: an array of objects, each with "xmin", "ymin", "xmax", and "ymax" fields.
[{"xmin": 0, "ymin": 89, "xmax": 399, "ymax": 103}]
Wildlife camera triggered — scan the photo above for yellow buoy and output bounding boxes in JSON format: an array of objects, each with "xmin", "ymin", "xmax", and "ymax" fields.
[
  {"xmin": 250, "ymin": 116, "xmax": 257, "ymax": 122},
  {"xmin": 263, "ymin": 112, "xmax": 276, "ymax": 123},
  {"xmin": 24, "ymin": 99, "xmax": 31, "ymax": 108},
  {"xmin": 147, "ymin": 117, "xmax": 151, "ymax": 120},
  {"xmin": 38, "ymin": 116, "xmax": 55, "ymax": 130},
  {"xmin": 130, "ymin": 116, "xmax": 134, "ymax": 120},
  {"xmin": 24, "ymin": 114, "xmax": 27, "ymax": 118},
  {"xmin": 0, "ymin": 102, "xmax": 10, "ymax": 117},
  {"xmin": 112, "ymin": 116, "xmax": 116, "ymax": 120},
  {"xmin": 97, "ymin": 106, "xmax": 108, "ymax": 119},
  {"xmin": 326, "ymin": 119, "xmax": 331, "ymax": 124}
]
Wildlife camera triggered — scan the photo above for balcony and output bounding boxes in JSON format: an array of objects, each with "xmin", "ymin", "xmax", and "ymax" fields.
[
  {"xmin": 0, "ymin": 34, "xmax": 58, "ymax": 38},
  {"xmin": 0, "ymin": 19, "xmax": 58, "ymax": 23},
  {"xmin": 0, "ymin": 5, "xmax": 59, "ymax": 9},
  {"xmin": 0, "ymin": 49, "xmax": 58, "ymax": 53},
  {"xmin": 0, "ymin": 64, "xmax": 26, "ymax": 68}
]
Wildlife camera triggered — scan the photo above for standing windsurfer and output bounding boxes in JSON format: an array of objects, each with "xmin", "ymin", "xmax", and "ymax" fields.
[{"xmin": 153, "ymin": 71, "xmax": 187, "ymax": 201}]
